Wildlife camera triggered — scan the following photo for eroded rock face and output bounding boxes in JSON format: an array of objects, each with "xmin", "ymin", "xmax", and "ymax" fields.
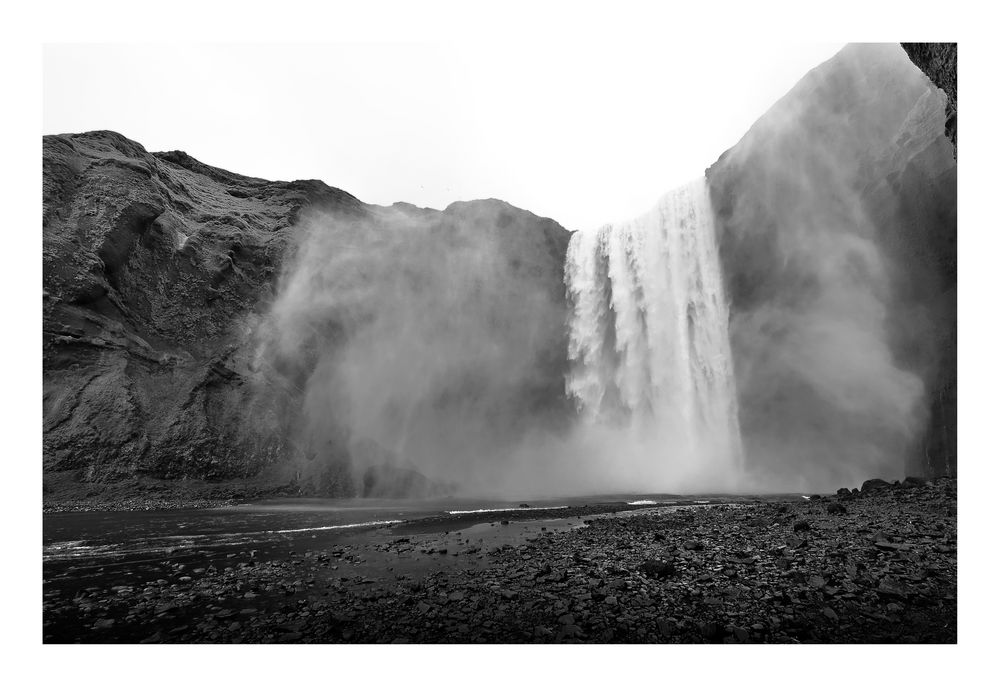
[
  {"xmin": 901, "ymin": 43, "xmax": 957, "ymax": 153},
  {"xmin": 43, "ymin": 131, "xmax": 571, "ymax": 493},
  {"xmin": 706, "ymin": 44, "xmax": 956, "ymax": 483}
]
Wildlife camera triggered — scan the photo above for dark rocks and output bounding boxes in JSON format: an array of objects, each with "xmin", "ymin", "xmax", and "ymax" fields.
[
  {"xmin": 827, "ymin": 503, "xmax": 847, "ymax": 515},
  {"xmin": 784, "ymin": 535, "xmax": 806, "ymax": 549},
  {"xmin": 682, "ymin": 540, "xmax": 704, "ymax": 551},
  {"xmin": 876, "ymin": 579, "xmax": 915, "ymax": 600},
  {"xmin": 655, "ymin": 618, "xmax": 676, "ymax": 638},
  {"xmin": 44, "ymin": 481, "xmax": 956, "ymax": 644},
  {"xmin": 861, "ymin": 479, "xmax": 892, "ymax": 494},
  {"xmin": 639, "ymin": 559, "xmax": 676, "ymax": 579},
  {"xmin": 792, "ymin": 520, "xmax": 811, "ymax": 532},
  {"xmin": 697, "ymin": 621, "xmax": 724, "ymax": 641}
]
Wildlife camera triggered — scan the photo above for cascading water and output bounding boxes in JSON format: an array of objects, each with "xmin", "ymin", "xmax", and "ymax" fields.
[{"xmin": 564, "ymin": 176, "xmax": 744, "ymax": 489}]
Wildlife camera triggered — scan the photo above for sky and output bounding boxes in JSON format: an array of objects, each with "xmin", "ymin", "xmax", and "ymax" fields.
[{"xmin": 44, "ymin": 42, "xmax": 844, "ymax": 231}]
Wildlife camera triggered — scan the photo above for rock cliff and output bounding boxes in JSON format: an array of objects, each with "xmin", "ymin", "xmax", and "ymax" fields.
[
  {"xmin": 902, "ymin": 43, "xmax": 957, "ymax": 153},
  {"xmin": 43, "ymin": 132, "xmax": 570, "ymax": 496}
]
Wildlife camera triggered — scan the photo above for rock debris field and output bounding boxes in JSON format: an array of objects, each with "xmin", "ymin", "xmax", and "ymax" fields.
[{"xmin": 43, "ymin": 478, "xmax": 956, "ymax": 643}]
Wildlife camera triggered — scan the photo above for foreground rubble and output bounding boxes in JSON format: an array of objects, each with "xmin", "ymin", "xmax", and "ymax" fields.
[{"xmin": 43, "ymin": 478, "xmax": 956, "ymax": 643}]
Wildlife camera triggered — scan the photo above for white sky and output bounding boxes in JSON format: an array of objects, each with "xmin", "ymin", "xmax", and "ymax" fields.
[{"xmin": 44, "ymin": 42, "xmax": 843, "ymax": 231}]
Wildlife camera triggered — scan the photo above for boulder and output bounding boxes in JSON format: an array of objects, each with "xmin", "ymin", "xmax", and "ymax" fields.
[
  {"xmin": 861, "ymin": 479, "xmax": 892, "ymax": 494},
  {"xmin": 639, "ymin": 559, "xmax": 677, "ymax": 579}
]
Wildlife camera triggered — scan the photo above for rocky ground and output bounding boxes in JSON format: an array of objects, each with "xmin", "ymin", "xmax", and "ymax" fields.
[
  {"xmin": 43, "ymin": 478, "xmax": 956, "ymax": 644},
  {"xmin": 42, "ymin": 471, "xmax": 300, "ymax": 513}
]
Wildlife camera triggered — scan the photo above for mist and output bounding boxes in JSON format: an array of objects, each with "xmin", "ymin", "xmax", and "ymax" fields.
[
  {"xmin": 249, "ymin": 44, "xmax": 955, "ymax": 499},
  {"xmin": 252, "ymin": 201, "xmax": 574, "ymax": 497},
  {"xmin": 707, "ymin": 43, "xmax": 956, "ymax": 492}
]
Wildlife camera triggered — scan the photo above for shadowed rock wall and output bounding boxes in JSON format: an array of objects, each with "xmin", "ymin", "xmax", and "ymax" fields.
[{"xmin": 42, "ymin": 131, "xmax": 570, "ymax": 493}]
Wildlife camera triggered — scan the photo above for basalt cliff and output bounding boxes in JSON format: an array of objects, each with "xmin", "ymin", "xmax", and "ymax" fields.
[{"xmin": 43, "ymin": 132, "xmax": 571, "ymax": 498}]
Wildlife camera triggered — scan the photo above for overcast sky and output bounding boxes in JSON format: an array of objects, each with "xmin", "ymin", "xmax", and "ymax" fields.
[{"xmin": 44, "ymin": 42, "xmax": 843, "ymax": 230}]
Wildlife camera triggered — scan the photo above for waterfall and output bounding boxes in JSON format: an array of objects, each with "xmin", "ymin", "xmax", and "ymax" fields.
[{"xmin": 564, "ymin": 176, "xmax": 744, "ymax": 486}]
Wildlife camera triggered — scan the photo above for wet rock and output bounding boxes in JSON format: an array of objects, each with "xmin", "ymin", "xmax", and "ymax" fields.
[
  {"xmin": 784, "ymin": 535, "xmax": 806, "ymax": 549},
  {"xmin": 557, "ymin": 624, "xmax": 583, "ymax": 640},
  {"xmin": 639, "ymin": 559, "xmax": 676, "ymax": 579},
  {"xmin": 655, "ymin": 618, "xmax": 676, "ymax": 638},
  {"xmin": 534, "ymin": 626, "xmax": 553, "ymax": 639},
  {"xmin": 876, "ymin": 579, "xmax": 914, "ymax": 600},
  {"xmin": 861, "ymin": 479, "xmax": 892, "ymax": 494},
  {"xmin": 698, "ymin": 621, "xmax": 724, "ymax": 641}
]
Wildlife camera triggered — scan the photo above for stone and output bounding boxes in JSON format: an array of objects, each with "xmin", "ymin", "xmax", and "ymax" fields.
[
  {"xmin": 639, "ymin": 559, "xmax": 676, "ymax": 579},
  {"xmin": 826, "ymin": 502, "xmax": 847, "ymax": 515},
  {"xmin": 784, "ymin": 535, "xmax": 806, "ymax": 549},
  {"xmin": 533, "ymin": 626, "xmax": 553, "ymax": 639},
  {"xmin": 876, "ymin": 579, "xmax": 914, "ymax": 600},
  {"xmin": 698, "ymin": 621, "xmax": 724, "ymax": 641},
  {"xmin": 861, "ymin": 479, "xmax": 892, "ymax": 494},
  {"xmin": 792, "ymin": 520, "xmax": 811, "ymax": 532},
  {"xmin": 655, "ymin": 618, "xmax": 676, "ymax": 638}
]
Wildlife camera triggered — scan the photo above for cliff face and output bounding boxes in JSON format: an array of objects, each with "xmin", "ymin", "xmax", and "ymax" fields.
[
  {"xmin": 902, "ymin": 43, "xmax": 957, "ymax": 153},
  {"xmin": 42, "ymin": 132, "xmax": 570, "ymax": 493},
  {"xmin": 706, "ymin": 44, "xmax": 956, "ymax": 485}
]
